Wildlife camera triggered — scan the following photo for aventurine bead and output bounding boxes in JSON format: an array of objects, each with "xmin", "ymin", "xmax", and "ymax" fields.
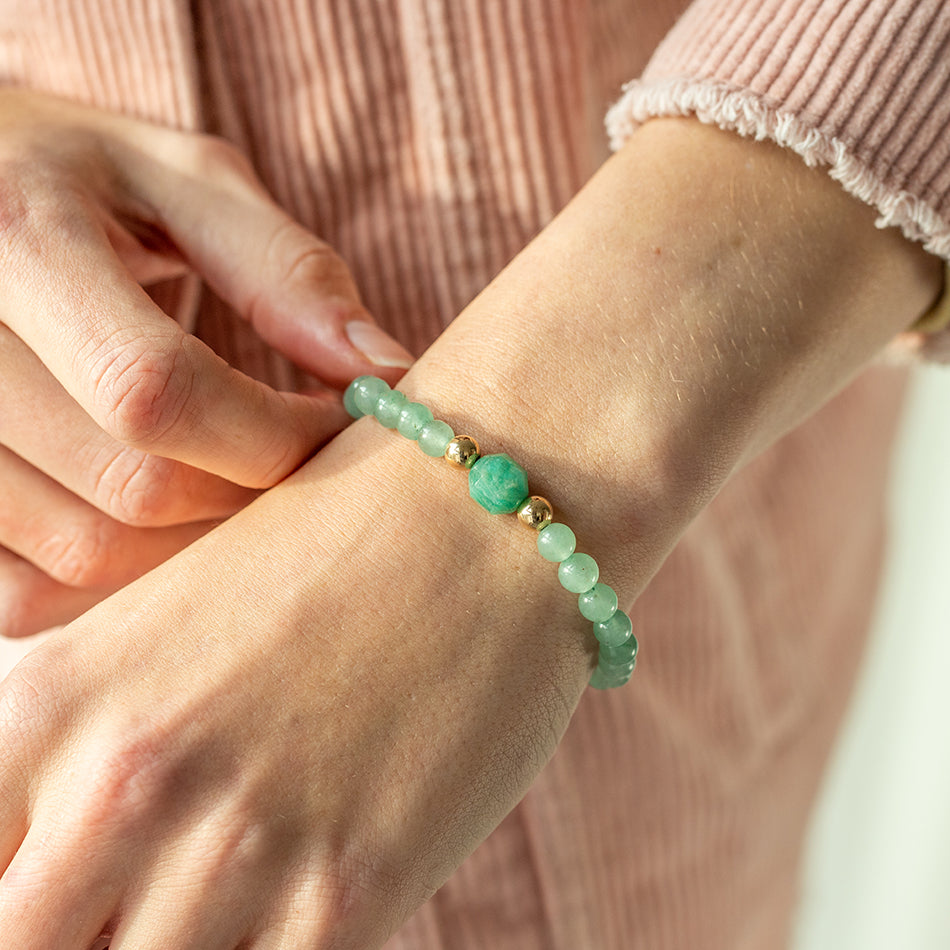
[
  {"xmin": 593, "ymin": 610, "xmax": 633, "ymax": 647},
  {"xmin": 536, "ymin": 523, "xmax": 576, "ymax": 562},
  {"xmin": 558, "ymin": 552, "xmax": 599, "ymax": 594},
  {"xmin": 344, "ymin": 375, "xmax": 373, "ymax": 418},
  {"xmin": 588, "ymin": 667, "xmax": 614, "ymax": 690},
  {"xmin": 418, "ymin": 420, "xmax": 455, "ymax": 457},
  {"xmin": 578, "ymin": 583, "xmax": 618, "ymax": 623},
  {"xmin": 353, "ymin": 375, "xmax": 389, "ymax": 416},
  {"xmin": 374, "ymin": 389, "xmax": 409, "ymax": 428},
  {"xmin": 397, "ymin": 402, "xmax": 434, "ymax": 440},
  {"xmin": 590, "ymin": 664, "xmax": 634, "ymax": 690},
  {"xmin": 468, "ymin": 454, "xmax": 529, "ymax": 514}
]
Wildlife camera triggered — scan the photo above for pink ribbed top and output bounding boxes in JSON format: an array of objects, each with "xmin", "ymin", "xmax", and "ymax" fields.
[{"xmin": 0, "ymin": 2, "xmax": 946, "ymax": 947}]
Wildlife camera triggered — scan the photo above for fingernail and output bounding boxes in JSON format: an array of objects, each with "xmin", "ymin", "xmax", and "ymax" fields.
[{"xmin": 345, "ymin": 320, "xmax": 415, "ymax": 369}]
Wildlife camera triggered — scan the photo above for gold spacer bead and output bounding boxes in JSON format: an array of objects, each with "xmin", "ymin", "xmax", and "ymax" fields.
[
  {"xmin": 445, "ymin": 435, "xmax": 481, "ymax": 469},
  {"xmin": 517, "ymin": 495, "xmax": 554, "ymax": 530}
]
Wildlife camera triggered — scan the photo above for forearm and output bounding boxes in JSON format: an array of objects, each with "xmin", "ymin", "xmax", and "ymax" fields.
[
  {"xmin": 299, "ymin": 118, "xmax": 941, "ymax": 708},
  {"xmin": 396, "ymin": 117, "xmax": 940, "ymax": 591}
]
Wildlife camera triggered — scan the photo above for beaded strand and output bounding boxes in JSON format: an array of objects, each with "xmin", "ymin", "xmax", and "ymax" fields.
[{"xmin": 344, "ymin": 375, "xmax": 638, "ymax": 689}]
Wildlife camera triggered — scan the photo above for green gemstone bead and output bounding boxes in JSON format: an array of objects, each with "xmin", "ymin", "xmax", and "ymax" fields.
[
  {"xmin": 599, "ymin": 633, "xmax": 638, "ymax": 667},
  {"xmin": 558, "ymin": 553, "xmax": 599, "ymax": 593},
  {"xmin": 418, "ymin": 420, "xmax": 455, "ymax": 457},
  {"xmin": 536, "ymin": 523, "xmax": 576, "ymax": 562},
  {"xmin": 588, "ymin": 667, "xmax": 613, "ymax": 690},
  {"xmin": 344, "ymin": 375, "xmax": 374, "ymax": 418},
  {"xmin": 397, "ymin": 402, "xmax": 434, "ymax": 440},
  {"xmin": 468, "ymin": 454, "xmax": 529, "ymax": 514},
  {"xmin": 593, "ymin": 609, "xmax": 632, "ymax": 646},
  {"xmin": 354, "ymin": 375, "xmax": 390, "ymax": 416},
  {"xmin": 578, "ymin": 583, "xmax": 618, "ymax": 623},
  {"xmin": 599, "ymin": 654, "xmax": 637, "ymax": 675},
  {"xmin": 374, "ymin": 389, "xmax": 408, "ymax": 428}
]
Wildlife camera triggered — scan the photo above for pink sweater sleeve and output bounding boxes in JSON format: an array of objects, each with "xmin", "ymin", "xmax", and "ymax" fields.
[{"xmin": 607, "ymin": 0, "xmax": 950, "ymax": 361}]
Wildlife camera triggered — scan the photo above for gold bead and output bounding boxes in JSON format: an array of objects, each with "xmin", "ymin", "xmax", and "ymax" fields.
[
  {"xmin": 517, "ymin": 495, "xmax": 554, "ymax": 530},
  {"xmin": 445, "ymin": 435, "xmax": 481, "ymax": 469}
]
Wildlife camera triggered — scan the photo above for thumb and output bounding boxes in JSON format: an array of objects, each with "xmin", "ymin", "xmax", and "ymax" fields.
[{"xmin": 141, "ymin": 138, "xmax": 415, "ymax": 388}]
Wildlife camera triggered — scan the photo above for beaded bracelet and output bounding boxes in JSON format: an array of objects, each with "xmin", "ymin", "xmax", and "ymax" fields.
[{"xmin": 344, "ymin": 375, "xmax": 638, "ymax": 689}]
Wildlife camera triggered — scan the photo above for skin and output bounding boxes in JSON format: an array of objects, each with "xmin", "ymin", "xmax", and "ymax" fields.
[
  {"xmin": 0, "ymin": 90, "xmax": 413, "ymax": 634},
  {"xmin": 0, "ymin": 103, "xmax": 943, "ymax": 946}
]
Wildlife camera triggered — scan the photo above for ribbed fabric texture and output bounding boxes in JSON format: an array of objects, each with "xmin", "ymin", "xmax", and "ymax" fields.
[
  {"xmin": 0, "ymin": 2, "xmax": 928, "ymax": 947},
  {"xmin": 189, "ymin": 0, "xmax": 595, "ymax": 379}
]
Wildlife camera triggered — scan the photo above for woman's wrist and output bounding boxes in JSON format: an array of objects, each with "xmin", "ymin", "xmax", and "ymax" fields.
[{"xmin": 392, "ymin": 119, "xmax": 941, "ymax": 568}]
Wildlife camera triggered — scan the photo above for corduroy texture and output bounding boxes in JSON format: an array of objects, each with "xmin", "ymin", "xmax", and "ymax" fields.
[{"xmin": 0, "ymin": 2, "xmax": 934, "ymax": 947}]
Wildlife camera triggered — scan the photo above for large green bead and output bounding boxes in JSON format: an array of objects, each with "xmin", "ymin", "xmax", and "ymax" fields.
[
  {"xmin": 468, "ymin": 454, "xmax": 529, "ymax": 515},
  {"xmin": 557, "ymin": 553, "xmax": 599, "ymax": 593}
]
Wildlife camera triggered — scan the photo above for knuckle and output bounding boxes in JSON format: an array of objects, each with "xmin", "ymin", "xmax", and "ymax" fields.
[
  {"xmin": 90, "ymin": 334, "xmax": 196, "ymax": 449},
  {"xmin": 0, "ymin": 647, "xmax": 67, "ymax": 744},
  {"xmin": 278, "ymin": 236, "xmax": 354, "ymax": 294},
  {"xmin": 95, "ymin": 448, "xmax": 179, "ymax": 527},
  {"xmin": 32, "ymin": 518, "xmax": 120, "ymax": 589},
  {"xmin": 74, "ymin": 727, "xmax": 177, "ymax": 834},
  {"xmin": 0, "ymin": 167, "xmax": 35, "ymax": 242},
  {"xmin": 247, "ymin": 223, "xmax": 358, "ymax": 337},
  {"xmin": 180, "ymin": 131, "xmax": 257, "ymax": 184},
  {"xmin": 96, "ymin": 733, "xmax": 169, "ymax": 807},
  {"xmin": 0, "ymin": 160, "xmax": 90, "ymax": 259},
  {"xmin": 303, "ymin": 880, "xmax": 385, "ymax": 945},
  {"xmin": 0, "ymin": 573, "xmax": 36, "ymax": 639}
]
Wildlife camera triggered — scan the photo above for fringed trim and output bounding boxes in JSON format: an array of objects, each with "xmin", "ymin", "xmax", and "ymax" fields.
[
  {"xmin": 606, "ymin": 77, "xmax": 950, "ymax": 363},
  {"xmin": 607, "ymin": 77, "xmax": 950, "ymax": 260}
]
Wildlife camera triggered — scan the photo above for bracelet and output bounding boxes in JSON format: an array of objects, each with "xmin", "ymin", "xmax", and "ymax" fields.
[{"xmin": 344, "ymin": 375, "xmax": 638, "ymax": 690}]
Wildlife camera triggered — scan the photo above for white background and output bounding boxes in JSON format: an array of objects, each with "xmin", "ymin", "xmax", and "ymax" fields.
[{"xmin": 794, "ymin": 365, "xmax": 950, "ymax": 949}]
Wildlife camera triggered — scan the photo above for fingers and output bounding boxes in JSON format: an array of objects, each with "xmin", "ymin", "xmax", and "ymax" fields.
[
  {"xmin": 0, "ymin": 824, "xmax": 119, "ymax": 950},
  {"xmin": 127, "ymin": 133, "xmax": 416, "ymax": 387},
  {"xmin": 0, "ymin": 203, "xmax": 350, "ymax": 487},
  {"xmin": 108, "ymin": 869, "xmax": 258, "ymax": 950},
  {"xmin": 110, "ymin": 901, "xmax": 249, "ymax": 950},
  {"xmin": 0, "ymin": 546, "xmax": 104, "ymax": 637},
  {"xmin": 0, "ymin": 445, "xmax": 213, "ymax": 592},
  {"xmin": 0, "ymin": 324, "xmax": 257, "ymax": 525}
]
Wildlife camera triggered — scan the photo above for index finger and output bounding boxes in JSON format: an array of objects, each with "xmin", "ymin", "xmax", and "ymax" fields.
[{"xmin": 0, "ymin": 198, "xmax": 348, "ymax": 488}]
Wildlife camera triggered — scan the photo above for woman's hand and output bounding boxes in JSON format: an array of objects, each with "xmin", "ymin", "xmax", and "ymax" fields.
[
  {"xmin": 0, "ymin": 119, "xmax": 940, "ymax": 948},
  {"xmin": 0, "ymin": 90, "xmax": 413, "ymax": 636},
  {"xmin": 0, "ymin": 418, "xmax": 597, "ymax": 949}
]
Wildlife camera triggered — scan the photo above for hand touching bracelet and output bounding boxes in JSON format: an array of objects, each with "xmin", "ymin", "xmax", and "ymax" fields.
[{"xmin": 344, "ymin": 375, "xmax": 639, "ymax": 689}]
